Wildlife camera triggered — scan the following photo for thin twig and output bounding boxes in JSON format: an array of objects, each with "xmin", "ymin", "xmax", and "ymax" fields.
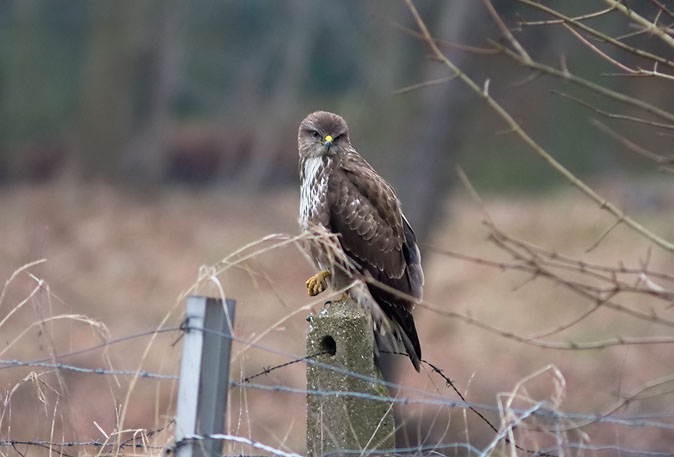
[
  {"xmin": 592, "ymin": 118, "xmax": 673, "ymax": 164},
  {"xmin": 605, "ymin": 0, "xmax": 674, "ymax": 48},
  {"xmin": 650, "ymin": 0, "xmax": 674, "ymax": 21},
  {"xmin": 519, "ymin": 6, "xmax": 616, "ymax": 26},
  {"xmin": 389, "ymin": 20, "xmax": 500, "ymax": 55},
  {"xmin": 550, "ymin": 90, "xmax": 674, "ymax": 130},
  {"xmin": 585, "ymin": 217, "xmax": 625, "ymax": 253},
  {"xmin": 393, "ymin": 75, "xmax": 458, "ymax": 95},
  {"xmin": 562, "ymin": 23, "xmax": 636, "ymax": 73},
  {"xmin": 482, "ymin": 0, "xmax": 532, "ymax": 62}
]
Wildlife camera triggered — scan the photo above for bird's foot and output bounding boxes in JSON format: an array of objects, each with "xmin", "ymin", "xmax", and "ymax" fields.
[
  {"xmin": 306, "ymin": 270, "xmax": 330, "ymax": 296},
  {"xmin": 323, "ymin": 292, "xmax": 350, "ymax": 310}
]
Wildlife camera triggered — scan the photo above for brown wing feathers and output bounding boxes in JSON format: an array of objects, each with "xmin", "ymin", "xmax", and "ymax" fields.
[
  {"xmin": 328, "ymin": 153, "xmax": 422, "ymax": 369},
  {"xmin": 329, "ymin": 158, "xmax": 405, "ymax": 277}
]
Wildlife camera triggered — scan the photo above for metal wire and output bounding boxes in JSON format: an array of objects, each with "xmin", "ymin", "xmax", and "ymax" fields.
[
  {"xmin": 4, "ymin": 327, "xmax": 674, "ymax": 432},
  {"xmin": 176, "ymin": 434, "xmax": 305, "ymax": 457},
  {"xmin": 0, "ymin": 359, "xmax": 179, "ymax": 380},
  {"xmin": 233, "ymin": 382, "xmax": 674, "ymax": 431},
  {"xmin": 0, "ymin": 439, "xmax": 165, "ymax": 450}
]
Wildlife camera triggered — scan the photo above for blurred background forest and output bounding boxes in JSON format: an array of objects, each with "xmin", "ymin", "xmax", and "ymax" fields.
[
  {"xmin": 1, "ymin": 0, "xmax": 674, "ymax": 455},
  {"xmin": 2, "ymin": 0, "xmax": 671, "ymax": 236}
]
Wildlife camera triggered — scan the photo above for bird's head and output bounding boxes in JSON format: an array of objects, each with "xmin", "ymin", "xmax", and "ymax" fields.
[{"xmin": 298, "ymin": 111, "xmax": 350, "ymax": 159}]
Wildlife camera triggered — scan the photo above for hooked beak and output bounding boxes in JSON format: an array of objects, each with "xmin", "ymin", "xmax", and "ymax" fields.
[{"xmin": 323, "ymin": 135, "xmax": 333, "ymax": 150}]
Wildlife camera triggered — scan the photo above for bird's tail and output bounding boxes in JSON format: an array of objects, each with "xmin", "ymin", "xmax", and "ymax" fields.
[
  {"xmin": 350, "ymin": 281, "xmax": 422, "ymax": 372},
  {"xmin": 372, "ymin": 298, "xmax": 422, "ymax": 372},
  {"xmin": 399, "ymin": 311, "xmax": 422, "ymax": 372},
  {"xmin": 388, "ymin": 306, "xmax": 422, "ymax": 372}
]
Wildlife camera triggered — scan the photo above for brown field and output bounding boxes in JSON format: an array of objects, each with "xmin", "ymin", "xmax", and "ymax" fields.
[{"xmin": 1, "ymin": 179, "xmax": 673, "ymax": 455}]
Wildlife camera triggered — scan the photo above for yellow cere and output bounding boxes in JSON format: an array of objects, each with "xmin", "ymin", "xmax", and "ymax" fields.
[{"xmin": 324, "ymin": 135, "xmax": 333, "ymax": 143}]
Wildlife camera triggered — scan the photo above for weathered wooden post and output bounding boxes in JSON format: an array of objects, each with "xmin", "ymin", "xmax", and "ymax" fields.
[
  {"xmin": 174, "ymin": 296, "xmax": 236, "ymax": 457},
  {"xmin": 306, "ymin": 297, "xmax": 395, "ymax": 456}
]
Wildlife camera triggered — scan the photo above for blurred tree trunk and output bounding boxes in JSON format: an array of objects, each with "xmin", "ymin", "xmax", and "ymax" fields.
[
  {"xmin": 70, "ymin": 0, "xmax": 156, "ymax": 182},
  {"xmin": 122, "ymin": 0, "xmax": 186, "ymax": 185},
  {"xmin": 396, "ymin": 1, "xmax": 484, "ymax": 242},
  {"xmin": 238, "ymin": 3, "xmax": 318, "ymax": 187},
  {"xmin": 0, "ymin": 0, "xmax": 42, "ymax": 181}
]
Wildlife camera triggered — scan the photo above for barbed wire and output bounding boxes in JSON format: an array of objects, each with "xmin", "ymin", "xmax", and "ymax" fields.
[
  {"xmin": 381, "ymin": 350, "xmax": 499, "ymax": 432},
  {"xmin": 5, "ymin": 344, "xmax": 640, "ymax": 455},
  {"xmin": 0, "ymin": 349, "xmax": 327, "ymax": 384},
  {"xmin": 0, "ymin": 355, "xmax": 551, "ymax": 457},
  {"xmin": 1, "ymin": 421, "xmax": 173, "ymax": 456},
  {"xmin": 0, "ymin": 439, "xmax": 165, "ymax": 451},
  {"xmin": 200, "ymin": 327, "xmax": 674, "ymax": 431},
  {"xmin": 2, "ymin": 323, "xmax": 456, "ymax": 407},
  {"xmin": 242, "ymin": 346, "xmax": 549, "ymax": 457},
  {"xmin": 534, "ymin": 445, "xmax": 674, "ymax": 457},
  {"xmin": 322, "ymin": 441, "xmax": 482, "ymax": 456},
  {"xmin": 2, "ymin": 344, "xmax": 673, "ymax": 457},
  {"xmin": 239, "ymin": 350, "xmax": 329, "ymax": 383},
  {"xmin": 201, "ymin": 326, "xmax": 475, "ymax": 404},
  {"xmin": 175, "ymin": 434, "xmax": 305, "ymax": 457},
  {"xmin": 4, "ymin": 433, "xmax": 672, "ymax": 457},
  {"xmin": 0, "ymin": 327, "xmax": 183, "ymax": 372},
  {"xmin": 383, "ymin": 351, "xmax": 555, "ymax": 457},
  {"xmin": 233, "ymin": 382, "xmax": 674, "ymax": 431},
  {"xmin": 0, "ymin": 359, "xmax": 179, "ymax": 380},
  {"xmin": 324, "ymin": 442, "xmax": 674, "ymax": 456},
  {"xmin": 13, "ymin": 358, "xmax": 672, "ymax": 431},
  {"xmin": 171, "ymin": 434, "xmax": 674, "ymax": 457},
  {"xmin": 4, "ymin": 326, "xmax": 674, "ymax": 433}
]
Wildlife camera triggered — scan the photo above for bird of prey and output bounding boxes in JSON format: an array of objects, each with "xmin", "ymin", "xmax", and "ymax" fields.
[{"xmin": 298, "ymin": 111, "xmax": 424, "ymax": 372}]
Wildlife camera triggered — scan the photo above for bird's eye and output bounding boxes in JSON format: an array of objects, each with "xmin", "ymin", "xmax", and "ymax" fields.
[{"xmin": 310, "ymin": 130, "xmax": 320, "ymax": 139}]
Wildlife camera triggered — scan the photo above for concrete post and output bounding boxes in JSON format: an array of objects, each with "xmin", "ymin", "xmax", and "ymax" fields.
[
  {"xmin": 306, "ymin": 297, "xmax": 395, "ymax": 456},
  {"xmin": 175, "ymin": 296, "xmax": 236, "ymax": 457}
]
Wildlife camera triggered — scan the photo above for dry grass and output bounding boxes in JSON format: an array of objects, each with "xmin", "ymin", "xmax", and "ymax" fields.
[{"xmin": 1, "ymin": 178, "xmax": 673, "ymax": 455}]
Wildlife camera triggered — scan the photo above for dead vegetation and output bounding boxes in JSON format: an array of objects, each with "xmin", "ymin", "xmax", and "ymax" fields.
[{"xmin": 0, "ymin": 176, "xmax": 672, "ymax": 455}]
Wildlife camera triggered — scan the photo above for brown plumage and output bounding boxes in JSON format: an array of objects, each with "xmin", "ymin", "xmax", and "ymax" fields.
[{"xmin": 298, "ymin": 111, "xmax": 424, "ymax": 371}]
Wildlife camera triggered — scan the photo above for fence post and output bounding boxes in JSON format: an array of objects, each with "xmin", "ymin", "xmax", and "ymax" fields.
[
  {"xmin": 174, "ymin": 296, "xmax": 236, "ymax": 457},
  {"xmin": 306, "ymin": 297, "xmax": 395, "ymax": 457}
]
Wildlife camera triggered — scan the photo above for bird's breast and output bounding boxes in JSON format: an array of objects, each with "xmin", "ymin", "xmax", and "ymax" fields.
[{"xmin": 299, "ymin": 156, "xmax": 331, "ymax": 229}]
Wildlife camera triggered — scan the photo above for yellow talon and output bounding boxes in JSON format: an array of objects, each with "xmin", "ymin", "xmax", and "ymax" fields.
[{"xmin": 306, "ymin": 270, "xmax": 330, "ymax": 296}]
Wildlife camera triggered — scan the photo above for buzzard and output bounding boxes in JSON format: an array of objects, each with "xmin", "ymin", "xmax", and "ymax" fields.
[{"xmin": 298, "ymin": 111, "xmax": 423, "ymax": 372}]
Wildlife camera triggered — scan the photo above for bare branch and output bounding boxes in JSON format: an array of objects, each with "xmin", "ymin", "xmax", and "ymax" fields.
[
  {"xmin": 404, "ymin": 0, "xmax": 674, "ymax": 253},
  {"xmin": 604, "ymin": 0, "xmax": 674, "ymax": 48},
  {"xmin": 418, "ymin": 298, "xmax": 674, "ymax": 350},
  {"xmin": 584, "ymin": 217, "xmax": 624, "ymax": 254},
  {"xmin": 482, "ymin": 0, "xmax": 532, "ymax": 62},
  {"xmin": 650, "ymin": 0, "xmax": 674, "ymax": 22},
  {"xmin": 389, "ymin": 20, "xmax": 499, "ymax": 55},
  {"xmin": 562, "ymin": 23, "xmax": 636, "ymax": 73},
  {"xmin": 496, "ymin": 43, "xmax": 674, "ymax": 125},
  {"xmin": 550, "ymin": 90, "xmax": 674, "ymax": 130},
  {"xmin": 592, "ymin": 118, "xmax": 674, "ymax": 164},
  {"xmin": 519, "ymin": 0, "xmax": 674, "ymax": 69},
  {"xmin": 393, "ymin": 76, "xmax": 458, "ymax": 95},
  {"xmin": 518, "ymin": 6, "xmax": 616, "ymax": 26}
]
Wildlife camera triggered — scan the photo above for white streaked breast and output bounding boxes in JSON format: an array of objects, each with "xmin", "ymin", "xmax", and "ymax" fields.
[{"xmin": 300, "ymin": 156, "xmax": 329, "ymax": 229}]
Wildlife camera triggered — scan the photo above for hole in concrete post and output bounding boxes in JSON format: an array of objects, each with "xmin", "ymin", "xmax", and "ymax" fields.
[{"xmin": 320, "ymin": 335, "xmax": 337, "ymax": 356}]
